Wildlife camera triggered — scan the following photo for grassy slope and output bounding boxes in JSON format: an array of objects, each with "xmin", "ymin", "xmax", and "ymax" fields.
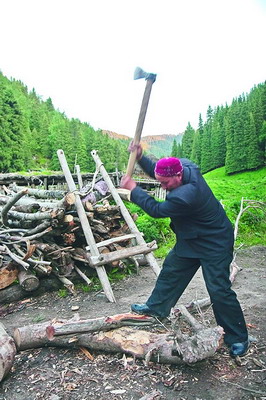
[{"xmin": 204, "ymin": 166, "xmax": 266, "ymax": 247}]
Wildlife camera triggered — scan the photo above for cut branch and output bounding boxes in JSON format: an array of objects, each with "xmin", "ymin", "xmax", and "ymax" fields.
[{"xmin": 1, "ymin": 189, "xmax": 28, "ymax": 226}]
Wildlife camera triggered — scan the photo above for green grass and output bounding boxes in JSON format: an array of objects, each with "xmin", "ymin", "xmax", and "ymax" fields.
[
  {"xmin": 14, "ymin": 169, "xmax": 62, "ymax": 176},
  {"xmin": 204, "ymin": 166, "xmax": 266, "ymax": 247},
  {"xmin": 204, "ymin": 166, "xmax": 266, "ymax": 204},
  {"xmin": 126, "ymin": 166, "xmax": 266, "ymax": 257}
]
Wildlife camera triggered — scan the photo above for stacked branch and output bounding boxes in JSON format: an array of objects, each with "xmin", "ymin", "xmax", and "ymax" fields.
[{"xmin": 0, "ymin": 182, "xmax": 145, "ymax": 300}]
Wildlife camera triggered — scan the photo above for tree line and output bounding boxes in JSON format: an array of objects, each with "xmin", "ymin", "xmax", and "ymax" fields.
[
  {"xmin": 0, "ymin": 72, "xmax": 129, "ymax": 173},
  {"xmin": 0, "ymin": 70, "xmax": 265, "ymax": 175},
  {"xmin": 171, "ymin": 82, "xmax": 266, "ymax": 174}
]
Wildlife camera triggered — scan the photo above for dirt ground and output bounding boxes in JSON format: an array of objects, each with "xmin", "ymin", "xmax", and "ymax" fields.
[{"xmin": 0, "ymin": 246, "xmax": 265, "ymax": 400}]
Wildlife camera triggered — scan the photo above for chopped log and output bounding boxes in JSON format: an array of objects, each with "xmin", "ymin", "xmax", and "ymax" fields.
[
  {"xmin": 3, "ymin": 220, "xmax": 36, "ymax": 229},
  {"xmin": 0, "ymin": 264, "xmax": 18, "ymax": 289},
  {"xmin": 1, "ymin": 192, "xmax": 75, "ymax": 210},
  {"xmin": 13, "ymin": 312, "xmax": 224, "ymax": 364},
  {"xmin": 83, "ymin": 201, "xmax": 94, "ymax": 212},
  {"xmin": 63, "ymin": 214, "xmax": 74, "ymax": 224},
  {"xmin": 0, "ymin": 194, "xmax": 41, "ymax": 206},
  {"xmin": 55, "ymin": 192, "xmax": 76, "ymax": 209},
  {"xmin": 18, "ymin": 269, "xmax": 40, "ymax": 291},
  {"xmin": 48, "ymin": 313, "xmax": 155, "ymax": 338},
  {"xmin": 0, "ymin": 276, "xmax": 62, "ymax": 304},
  {"xmin": 13, "ymin": 314, "xmax": 156, "ymax": 350},
  {"xmin": 13, "ymin": 187, "xmax": 67, "ymax": 200},
  {"xmin": 2, "ymin": 208, "xmax": 64, "ymax": 222},
  {"xmin": 0, "ymin": 322, "xmax": 17, "ymax": 382},
  {"xmin": 88, "ymin": 240, "xmax": 157, "ymax": 267},
  {"xmin": 13, "ymin": 203, "xmax": 40, "ymax": 213},
  {"xmin": 80, "ymin": 326, "xmax": 223, "ymax": 365}
]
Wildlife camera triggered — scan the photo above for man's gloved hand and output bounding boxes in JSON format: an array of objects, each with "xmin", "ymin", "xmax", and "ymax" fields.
[
  {"xmin": 128, "ymin": 141, "xmax": 143, "ymax": 160},
  {"xmin": 120, "ymin": 175, "xmax": 137, "ymax": 191}
]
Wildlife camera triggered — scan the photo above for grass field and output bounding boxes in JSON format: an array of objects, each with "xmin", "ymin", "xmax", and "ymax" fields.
[{"xmin": 204, "ymin": 166, "xmax": 266, "ymax": 247}]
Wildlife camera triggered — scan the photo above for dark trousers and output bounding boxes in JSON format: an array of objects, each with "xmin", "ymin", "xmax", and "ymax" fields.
[{"xmin": 146, "ymin": 246, "xmax": 248, "ymax": 345}]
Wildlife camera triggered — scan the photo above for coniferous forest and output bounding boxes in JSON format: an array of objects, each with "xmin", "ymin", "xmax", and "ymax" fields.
[
  {"xmin": 171, "ymin": 81, "xmax": 266, "ymax": 174},
  {"xmin": 0, "ymin": 70, "xmax": 265, "ymax": 175},
  {"xmin": 0, "ymin": 72, "xmax": 129, "ymax": 173}
]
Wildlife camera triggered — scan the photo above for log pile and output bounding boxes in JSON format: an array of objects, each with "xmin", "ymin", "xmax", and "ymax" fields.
[{"xmin": 0, "ymin": 182, "xmax": 143, "ymax": 300}]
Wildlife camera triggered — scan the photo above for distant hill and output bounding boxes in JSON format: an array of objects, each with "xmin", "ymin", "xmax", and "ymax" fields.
[
  {"xmin": 102, "ymin": 130, "xmax": 130, "ymax": 141},
  {"xmin": 141, "ymin": 134, "xmax": 183, "ymax": 158},
  {"xmin": 102, "ymin": 130, "xmax": 183, "ymax": 158}
]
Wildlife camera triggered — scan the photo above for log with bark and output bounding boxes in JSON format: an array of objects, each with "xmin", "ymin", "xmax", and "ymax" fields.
[
  {"xmin": 0, "ymin": 322, "xmax": 17, "ymax": 382},
  {"xmin": 0, "ymin": 276, "xmax": 62, "ymax": 304},
  {"xmin": 13, "ymin": 310, "xmax": 224, "ymax": 365}
]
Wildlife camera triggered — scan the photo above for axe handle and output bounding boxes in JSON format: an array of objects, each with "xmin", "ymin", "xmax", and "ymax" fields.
[{"xmin": 126, "ymin": 79, "xmax": 155, "ymax": 177}]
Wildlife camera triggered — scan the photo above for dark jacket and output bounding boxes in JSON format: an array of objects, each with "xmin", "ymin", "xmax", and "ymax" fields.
[{"xmin": 131, "ymin": 156, "xmax": 234, "ymax": 258}]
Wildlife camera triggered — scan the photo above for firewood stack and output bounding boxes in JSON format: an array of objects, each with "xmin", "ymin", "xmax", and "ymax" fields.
[{"xmin": 0, "ymin": 181, "xmax": 139, "ymax": 297}]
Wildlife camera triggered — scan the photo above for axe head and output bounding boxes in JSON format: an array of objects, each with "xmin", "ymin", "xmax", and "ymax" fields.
[{"xmin": 134, "ymin": 67, "xmax": 156, "ymax": 83}]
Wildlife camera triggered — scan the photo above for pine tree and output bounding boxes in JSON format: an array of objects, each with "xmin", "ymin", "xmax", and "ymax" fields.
[
  {"xmin": 176, "ymin": 143, "xmax": 183, "ymax": 158},
  {"xmin": 200, "ymin": 106, "xmax": 213, "ymax": 173},
  {"xmin": 210, "ymin": 106, "xmax": 227, "ymax": 169},
  {"xmin": 191, "ymin": 131, "xmax": 201, "ymax": 166},
  {"xmin": 171, "ymin": 139, "xmax": 178, "ymax": 157},
  {"xmin": 225, "ymin": 97, "xmax": 247, "ymax": 173},
  {"xmin": 0, "ymin": 80, "xmax": 25, "ymax": 171},
  {"xmin": 245, "ymin": 112, "xmax": 263, "ymax": 169},
  {"xmin": 47, "ymin": 113, "xmax": 72, "ymax": 170},
  {"xmin": 182, "ymin": 122, "xmax": 195, "ymax": 159}
]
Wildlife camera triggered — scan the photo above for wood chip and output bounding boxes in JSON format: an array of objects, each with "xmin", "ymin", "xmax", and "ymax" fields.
[{"xmin": 79, "ymin": 346, "xmax": 94, "ymax": 361}]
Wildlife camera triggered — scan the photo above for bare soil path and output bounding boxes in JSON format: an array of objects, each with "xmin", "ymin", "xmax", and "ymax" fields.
[{"xmin": 0, "ymin": 246, "xmax": 265, "ymax": 400}]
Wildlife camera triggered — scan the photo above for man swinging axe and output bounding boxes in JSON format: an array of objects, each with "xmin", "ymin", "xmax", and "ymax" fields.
[{"xmin": 120, "ymin": 68, "xmax": 249, "ymax": 358}]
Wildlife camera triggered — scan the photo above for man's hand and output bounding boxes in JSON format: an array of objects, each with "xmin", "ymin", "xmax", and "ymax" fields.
[
  {"xmin": 128, "ymin": 141, "xmax": 143, "ymax": 160},
  {"xmin": 120, "ymin": 175, "xmax": 137, "ymax": 191}
]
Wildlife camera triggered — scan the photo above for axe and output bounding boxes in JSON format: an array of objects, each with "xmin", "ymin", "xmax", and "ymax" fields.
[{"xmin": 126, "ymin": 67, "xmax": 157, "ymax": 177}]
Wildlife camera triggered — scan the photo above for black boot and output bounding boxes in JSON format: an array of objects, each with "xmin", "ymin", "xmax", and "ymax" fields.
[{"xmin": 131, "ymin": 303, "xmax": 161, "ymax": 317}]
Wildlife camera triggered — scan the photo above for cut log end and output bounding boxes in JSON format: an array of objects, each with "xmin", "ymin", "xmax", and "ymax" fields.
[{"xmin": 18, "ymin": 270, "xmax": 40, "ymax": 291}]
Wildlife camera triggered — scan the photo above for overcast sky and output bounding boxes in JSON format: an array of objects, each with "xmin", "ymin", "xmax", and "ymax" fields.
[{"xmin": 1, "ymin": 0, "xmax": 266, "ymax": 137}]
